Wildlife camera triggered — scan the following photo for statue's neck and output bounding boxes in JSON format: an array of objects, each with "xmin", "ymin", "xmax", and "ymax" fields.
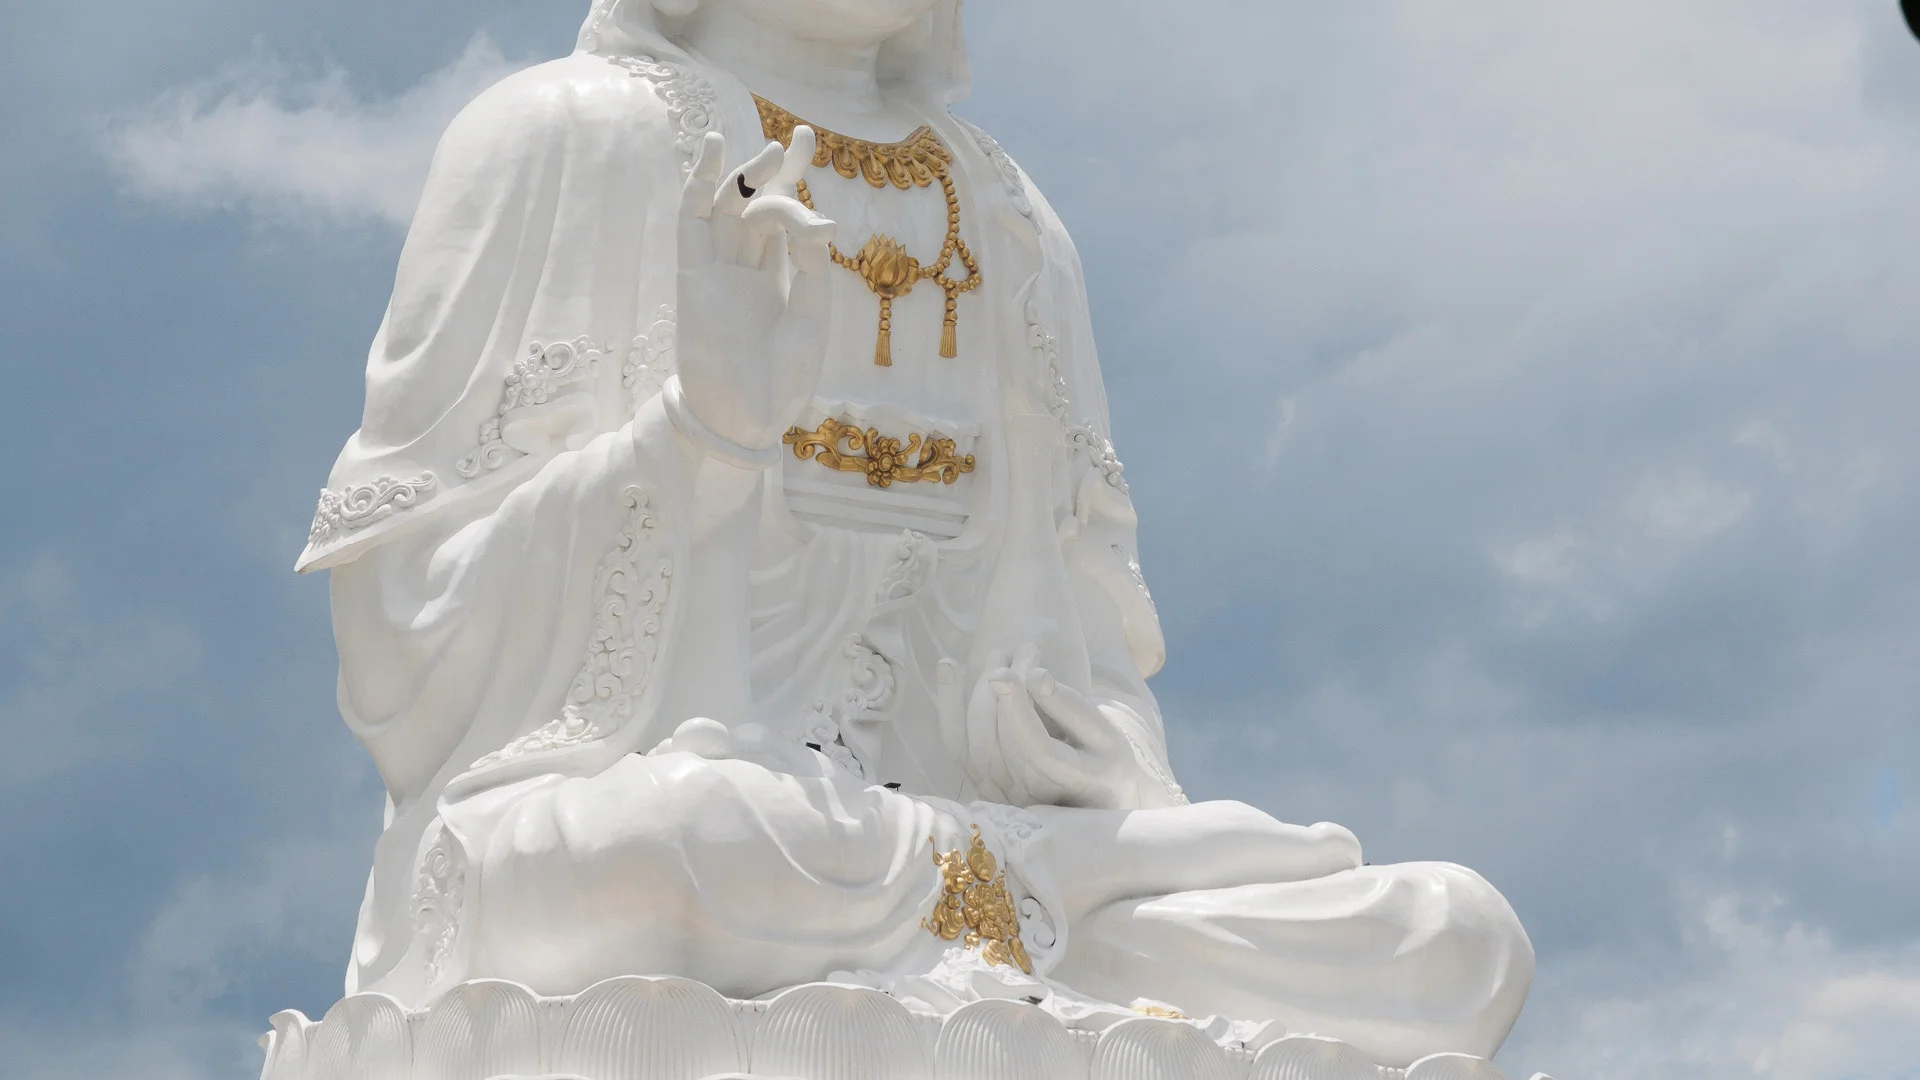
[{"xmin": 681, "ymin": 8, "xmax": 895, "ymax": 129}]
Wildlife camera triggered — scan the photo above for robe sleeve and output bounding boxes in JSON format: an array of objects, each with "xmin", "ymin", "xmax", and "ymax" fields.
[
  {"xmin": 295, "ymin": 52, "xmax": 686, "ymax": 573},
  {"xmin": 304, "ymin": 53, "xmax": 720, "ymax": 994},
  {"xmin": 303, "ymin": 50, "xmax": 704, "ymax": 801}
]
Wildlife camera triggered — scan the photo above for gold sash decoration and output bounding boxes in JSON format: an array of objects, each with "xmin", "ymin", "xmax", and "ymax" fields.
[
  {"xmin": 782, "ymin": 418, "xmax": 975, "ymax": 489},
  {"xmin": 755, "ymin": 95, "xmax": 982, "ymax": 366},
  {"xmin": 922, "ymin": 827, "xmax": 1033, "ymax": 974}
]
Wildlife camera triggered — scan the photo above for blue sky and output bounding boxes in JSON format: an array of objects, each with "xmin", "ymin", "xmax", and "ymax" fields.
[{"xmin": 4, "ymin": 2, "xmax": 1920, "ymax": 1077}]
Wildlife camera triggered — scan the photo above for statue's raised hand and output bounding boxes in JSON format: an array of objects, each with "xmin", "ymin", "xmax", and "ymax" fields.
[
  {"xmin": 674, "ymin": 129, "xmax": 836, "ymax": 451},
  {"xmin": 939, "ymin": 646, "xmax": 1178, "ymax": 810}
]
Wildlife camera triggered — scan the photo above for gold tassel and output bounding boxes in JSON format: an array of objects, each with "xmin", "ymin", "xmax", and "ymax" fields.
[
  {"xmin": 756, "ymin": 96, "xmax": 982, "ymax": 372},
  {"xmin": 875, "ymin": 297, "xmax": 893, "ymax": 366}
]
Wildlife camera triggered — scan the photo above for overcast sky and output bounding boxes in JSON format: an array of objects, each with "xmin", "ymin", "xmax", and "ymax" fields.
[{"xmin": 3, "ymin": 2, "xmax": 1919, "ymax": 1078}]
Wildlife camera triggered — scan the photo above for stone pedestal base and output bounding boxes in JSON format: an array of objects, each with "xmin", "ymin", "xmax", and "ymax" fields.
[{"xmin": 259, "ymin": 977, "xmax": 1527, "ymax": 1080}]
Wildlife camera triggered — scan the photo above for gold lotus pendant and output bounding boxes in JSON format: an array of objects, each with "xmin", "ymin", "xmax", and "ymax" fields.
[
  {"xmin": 854, "ymin": 236, "xmax": 919, "ymax": 367},
  {"xmin": 756, "ymin": 95, "xmax": 982, "ymax": 367}
]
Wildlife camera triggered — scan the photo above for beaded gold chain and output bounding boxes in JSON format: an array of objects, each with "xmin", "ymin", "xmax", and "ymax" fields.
[{"xmin": 755, "ymin": 95, "xmax": 982, "ymax": 366}]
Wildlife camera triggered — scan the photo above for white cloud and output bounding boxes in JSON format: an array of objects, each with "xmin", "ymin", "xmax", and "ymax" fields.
[
  {"xmin": 0, "ymin": 1018, "xmax": 263, "ymax": 1080},
  {"xmin": 0, "ymin": 765, "xmax": 376, "ymax": 1080},
  {"xmin": 39, "ymin": 1, "xmax": 1920, "ymax": 1078},
  {"xmin": 0, "ymin": 553, "xmax": 202, "ymax": 786},
  {"xmin": 1499, "ymin": 534, "xmax": 1581, "ymax": 586},
  {"xmin": 1263, "ymin": 397, "xmax": 1298, "ymax": 467},
  {"xmin": 1624, "ymin": 467, "xmax": 1752, "ymax": 544},
  {"xmin": 1508, "ymin": 893, "xmax": 1920, "ymax": 1080},
  {"xmin": 107, "ymin": 36, "xmax": 524, "ymax": 226},
  {"xmin": 1022, "ymin": 3, "xmax": 1920, "ymax": 1074},
  {"xmin": 131, "ymin": 820, "xmax": 369, "ymax": 1015}
]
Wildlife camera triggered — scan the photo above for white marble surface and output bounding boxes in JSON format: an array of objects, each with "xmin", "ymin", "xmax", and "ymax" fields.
[
  {"xmin": 258, "ymin": 976, "xmax": 1523, "ymax": 1080},
  {"xmin": 273, "ymin": 0, "xmax": 1538, "ymax": 1071}
]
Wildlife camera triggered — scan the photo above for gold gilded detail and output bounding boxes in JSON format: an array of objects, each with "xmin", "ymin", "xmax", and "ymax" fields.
[
  {"xmin": 755, "ymin": 95, "xmax": 982, "ymax": 365},
  {"xmin": 755, "ymin": 97, "xmax": 952, "ymax": 190},
  {"xmin": 1134, "ymin": 1004, "xmax": 1188, "ymax": 1020},
  {"xmin": 783, "ymin": 418, "xmax": 976, "ymax": 488},
  {"xmin": 922, "ymin": 827, "xmax": 1033, "ymax": 974}
]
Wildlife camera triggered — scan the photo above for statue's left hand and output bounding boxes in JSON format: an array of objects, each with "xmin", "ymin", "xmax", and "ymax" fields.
[{"xmin": 940, "ymin": 646, "xmax": 1169, "ymax": 810}]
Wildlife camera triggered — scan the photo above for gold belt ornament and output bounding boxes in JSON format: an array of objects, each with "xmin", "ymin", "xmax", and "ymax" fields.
[
  {"xmin": 783, "ymin": 417, "xmax": 975, "ymax": 488},
  {"xmin": 922, "ymin": 827, "xmax": 1033, "ymax": 974},
  {"xmin": 755, "ymin": 95, "xmax": 982, "ymax": 366}
]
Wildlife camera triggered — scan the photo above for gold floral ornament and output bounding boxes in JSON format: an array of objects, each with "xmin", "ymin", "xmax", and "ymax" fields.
[
  {"xmin": 922, "ymin": 827, "xmax": 1033, "ymax": 974},
  {"xmin": 783, "ymin": 417, "xmax": 975, "ymax": 488},
  {"xmin": 755, "ymin": 95, "xmax": 982, "ymax": 366}
]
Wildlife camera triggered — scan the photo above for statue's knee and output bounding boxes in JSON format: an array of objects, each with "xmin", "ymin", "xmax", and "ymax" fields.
[
  {"xmin": 475, "ymin": 757, "xmax": 709, "ymax": 920},
  {"xmin": 1384, "ymin": 862, "xmax": 1533, "ymax": 986},
  {"xmin": 474, "ymin": 762, "xmax": 706, "ymax": 984},
  {"xmin": 1184, "ymin": 798, "xmax": 1266, "ymax": 825},
  {"xmin": 1418, "ymin": 862, "xmax": 1526, "ymax": 932}
]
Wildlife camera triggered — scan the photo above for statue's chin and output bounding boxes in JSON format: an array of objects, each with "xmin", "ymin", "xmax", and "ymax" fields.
[{"xmin": 692, "ymin": 0, "xmax": 948, "ymax": 47}]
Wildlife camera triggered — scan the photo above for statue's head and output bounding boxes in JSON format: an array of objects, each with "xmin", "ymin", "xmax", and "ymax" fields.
[{"xmin": 579, "ymin": 0, "xmax": 969, "ymax": 103}]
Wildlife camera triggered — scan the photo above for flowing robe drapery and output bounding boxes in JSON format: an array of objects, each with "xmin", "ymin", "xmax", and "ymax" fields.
[
  {"xmin": 299, "ymin": 33, "xmax": 1170, "ymax": 1008},
  {"xmin": 294, "ymin": 10, "xmax": 1531, "ymax": 1064}
]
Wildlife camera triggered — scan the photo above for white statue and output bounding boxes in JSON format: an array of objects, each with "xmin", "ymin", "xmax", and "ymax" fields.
[{"xmin": 293, "ymin": 0, "xmax": 1533, "ymax": 1069}]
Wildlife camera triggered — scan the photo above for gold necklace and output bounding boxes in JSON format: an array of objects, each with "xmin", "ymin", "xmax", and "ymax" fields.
[{"xmin": 755, "ymin": 95, "xmax": 982, "ymax": 367}]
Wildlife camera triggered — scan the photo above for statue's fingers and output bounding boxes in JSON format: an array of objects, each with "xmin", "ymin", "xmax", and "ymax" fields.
[
  {"xmin": 676, "ymin": 132, "xmax": 726, "ymax": 268},
  {"xmin": 713, "ymin": 140, "xmax": 786, "ymax": 218},
  {"xmin": 781, "ymin": 239, "xmax": 832, "ymax": 324},
  {"xmin": 987, "ymin": 670, "xmax": 1027, "ymax": 799},
  {"xmin": 742, "ymin": 196, "xmax": 835, "ymax": 276},
  {"xmin": 751, "ymin": 136, "xmax": 792, "ymax": 187},
  {"xmin": 741, "ymin": 195, "xmax": 835, "ymax": 246},
  {"xmin": 996, "ymin": 683, "xmax": 1085, "ymax": 802},
  {"xmin": 684, "ymin": 132, "xmax": 726, "ymax": 212},
  {"xmin": 1026, "ymin": 669, "xmax": 1119, "ymax": 753},
  {"xmin": 770, "ymin": 126, "xmax": 817, "ymax": 195},
  {"xmin": 980, "ymin": 669, "xmax": 1025, "ymax": 800},
  {"xmin": 1011, "ymin": 643, "xmax": 1041, "ymax": 679},
  {"xmin": 712, "ymin": 143, "xmax": 785, "ymax": 270},
  {"xmin": 965, "ymin": 676, "xmax": 1013, "ymax": 803},
  {"xmin": 992, "ymin": 689, "xmax": 1037, "ymax": 807},
  {"xmin": 786, "ymin": 212, "xmax": 836, "ymax": 277}
]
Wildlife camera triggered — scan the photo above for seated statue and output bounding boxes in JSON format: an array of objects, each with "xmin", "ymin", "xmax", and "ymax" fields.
[{"xmin": 295, "ymin": 0, "xmax": 1533, "ymax": 1067}]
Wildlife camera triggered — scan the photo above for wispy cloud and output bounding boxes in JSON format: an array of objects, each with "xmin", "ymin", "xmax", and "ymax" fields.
[
  {"xmin": 107, "ymin": 35, "xmax": 524, "ymax": 226},
  {"xmin": 8, "ymin": 1, "xmax": 1914, "ymax": 1078},
  {"xmin": 1510, "ymin": 890, "xmax": 1920, "ymax": 1080},
  {"xmin": 0, "ymin": 828, "xmax": 371, "ymax": 1080},
  {"xmin": 0, "ymin": 553, "xmax": 202, "ymax": 787}
]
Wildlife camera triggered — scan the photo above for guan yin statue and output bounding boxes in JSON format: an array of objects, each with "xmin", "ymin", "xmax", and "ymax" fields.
[{"xmin": 267, "ymin": 2, "xmax": 1536, "ymax": 1078}]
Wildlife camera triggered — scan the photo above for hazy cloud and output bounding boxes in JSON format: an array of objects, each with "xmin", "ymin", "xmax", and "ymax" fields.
[
  {"xmin": 1521, "ymin": 890, "xmax": 1920, "ymax": 1079},
  {"xmin": 4, "ymin": 2, "xmax": 1917, "ymax": 1079},
  {"xmin": 0, "ymin": 553, "xmax": 203, "ymax": 786},
  {"xmin": 107, "ymin": 35, "xmax": 523, "ymax": 225}
]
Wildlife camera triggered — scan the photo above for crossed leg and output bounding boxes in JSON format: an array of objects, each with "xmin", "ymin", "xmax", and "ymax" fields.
[{"xmin": 1030, "ymin": 801, "xmax": 1533, "ymax": 1066}]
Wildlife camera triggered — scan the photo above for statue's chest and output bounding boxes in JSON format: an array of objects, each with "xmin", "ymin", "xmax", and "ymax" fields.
[
  {"xmin": 776, "ymin": 146, "xmax": 1012, "ymax": 542},
  {"xmin": 801, "ymin": 159, "xmax": 993, "ymax": 421}
]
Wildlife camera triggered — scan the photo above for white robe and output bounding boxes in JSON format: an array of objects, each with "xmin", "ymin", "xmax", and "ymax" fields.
[{"xmin": 295, "ymin": 14, "xmax": 1532, "ymax": 1066}]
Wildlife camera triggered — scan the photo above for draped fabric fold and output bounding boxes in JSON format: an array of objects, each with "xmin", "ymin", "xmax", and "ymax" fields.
[{"xmin": 301, "ymin": 2, "xmax": 1531, "ymax": 1065}]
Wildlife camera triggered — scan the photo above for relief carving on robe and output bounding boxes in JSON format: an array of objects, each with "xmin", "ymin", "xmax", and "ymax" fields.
[{"xmin": 293, "ymin": 0, "xmax": 1534, "ymax": 1068}]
